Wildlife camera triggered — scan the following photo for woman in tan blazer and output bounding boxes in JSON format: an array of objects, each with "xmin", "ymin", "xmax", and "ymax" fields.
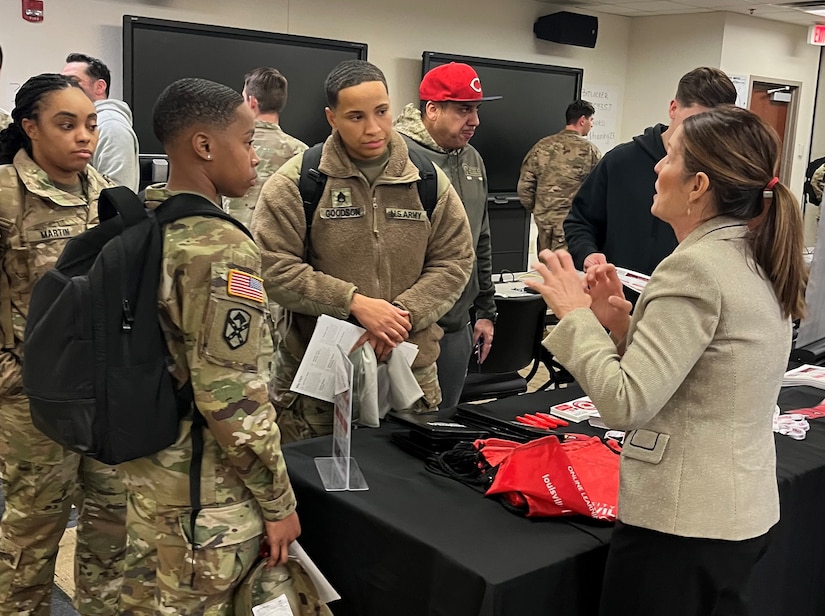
[{"xmin": 526, "ymin": 106, "xmax": 807, "ymax": 616}]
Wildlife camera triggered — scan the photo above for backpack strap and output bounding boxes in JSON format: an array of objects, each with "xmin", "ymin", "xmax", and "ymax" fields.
[
  {"xmin": 297, "ymin": 143, "xmax": 326, "ymax": 257},
  {"xmin": 188, "ymin": 407, "xmax": 206, "ymax": 571},
  {"xmin": 406, "ymin": 148, "xmax": 439, "ymax": 219},
  {"xmin": 297, "ymin": 143, "xmax": 326, "ymax": 232},
  {"xmin": 98, "ymin": 186, "xmax": 148, "ymax": 225}
]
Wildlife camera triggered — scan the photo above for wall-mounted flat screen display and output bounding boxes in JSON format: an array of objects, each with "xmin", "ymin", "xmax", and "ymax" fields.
[{"xmin": 124, "ymin": 15, "xmax": 367, "ymax": 155}]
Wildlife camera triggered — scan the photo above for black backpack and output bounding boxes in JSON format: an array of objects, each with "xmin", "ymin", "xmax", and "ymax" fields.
[
  {"xmin": 297, "ymin": 142, "xmax": 439, "ymax": 242},
  {"xmin": 23, "ymin": 186, "xmax": 252, "ymax": 465}
]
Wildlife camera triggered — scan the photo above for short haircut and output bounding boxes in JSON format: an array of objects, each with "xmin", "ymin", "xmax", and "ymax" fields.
[
  {"xmin": 152, "ymin": 77, "xmax": 243, "ymax": 146},
  {"xmin": 243, "ymin": 67, "xmax": 288, "ymax": 114},
  {"xmin": 675, "ymin": 67, "xmax": 737, "ymax": 108},
  {"xmin": 566, "ymin": 99, "xmax": 595, "ymax": 125},
  {"xmin": 324, "ymin": 60, "xmax": 387, "ymax": 109},
  {"xmin": 65, "ymin": 52, "xmax": 111, "ymax": 97}
]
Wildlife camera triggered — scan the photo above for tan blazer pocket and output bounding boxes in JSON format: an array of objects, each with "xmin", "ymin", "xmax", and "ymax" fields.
[{"xmin": 623, "ymin": 429, "xmax": 670, "ymax": 464}]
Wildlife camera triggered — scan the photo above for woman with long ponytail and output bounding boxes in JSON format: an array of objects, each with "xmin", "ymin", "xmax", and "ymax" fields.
[
  {"xmin": 525, "ymin": 104, "xmax": 806, "ymax": 616},
  {"xmin": 0, "ymin": 73, "xmax": 125, "ymax": 614}
]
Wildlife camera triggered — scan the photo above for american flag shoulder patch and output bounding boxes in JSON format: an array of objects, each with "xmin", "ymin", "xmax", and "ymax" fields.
[{"xmin": 227, "ymin": 269, "xmax": 265, "ymax": 304}]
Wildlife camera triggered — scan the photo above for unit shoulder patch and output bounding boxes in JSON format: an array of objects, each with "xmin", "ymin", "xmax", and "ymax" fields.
[{"xmin": 223, "ymin": 308, "xmax": 251, "ymax": 349}]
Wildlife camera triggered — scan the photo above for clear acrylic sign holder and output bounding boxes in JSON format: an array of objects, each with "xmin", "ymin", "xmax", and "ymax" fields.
[{"xmin": 315, "ymin": 345, "xmax": 368, "ymax": 491}]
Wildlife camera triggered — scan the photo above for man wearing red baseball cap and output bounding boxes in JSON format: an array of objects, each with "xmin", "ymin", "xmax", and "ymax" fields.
[{"xmin": 395, "ymin": 62, "xmax": 501, "ymax": 408}]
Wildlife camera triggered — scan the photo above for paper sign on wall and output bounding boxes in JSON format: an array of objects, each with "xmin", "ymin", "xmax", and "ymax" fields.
[{"xmin": 581, "ymin": 84, "xmax": 621, "ymax": 153}]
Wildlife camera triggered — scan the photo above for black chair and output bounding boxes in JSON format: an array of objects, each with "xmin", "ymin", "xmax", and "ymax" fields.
[{"xmin": 459, "ymin": 293, "xmax": 547, "ymax": 403}]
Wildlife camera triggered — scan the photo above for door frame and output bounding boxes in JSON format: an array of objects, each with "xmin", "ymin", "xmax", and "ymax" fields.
[{"xmin": 748, "ymin": 75, "xmax": 802, "ymax": 184}]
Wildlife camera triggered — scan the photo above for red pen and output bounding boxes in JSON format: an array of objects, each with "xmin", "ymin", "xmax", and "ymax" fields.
[
  {"xmin": 537, "ymin": 412, "xmax": 569, "ymax": 427},
  {"xmin": 516, "ymin": 415, "xmax": 552, "ymax": 430}
]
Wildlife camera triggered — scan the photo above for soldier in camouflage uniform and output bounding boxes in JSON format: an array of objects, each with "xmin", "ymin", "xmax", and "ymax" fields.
[
  {"xmin": 223, "ymin": 67, "xmax": 307, "ymax": 227},
  {"xmin": 252, "ymin": 60, "xmax": 474, "ymax": 442},
  {"xmin": 117, "ymin": 78, "xmax": 299, "ymax": 615},
  {"xmin": 0, "ymin": 74, "xmax": 126, "ymax": 616},
  {"xmin": 518, "ymin": 99, "xmax": 601, "ymax": 253}
]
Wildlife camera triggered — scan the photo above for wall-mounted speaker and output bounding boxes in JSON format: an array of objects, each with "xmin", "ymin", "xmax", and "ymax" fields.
[{"xmin": 534, "ymin": 12, "xmax": 598, "ymax": 48}]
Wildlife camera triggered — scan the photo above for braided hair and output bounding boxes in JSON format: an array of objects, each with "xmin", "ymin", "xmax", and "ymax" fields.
[{"xmin": 0, "ymin": 73, "xmax": 81, "ymax": 164}]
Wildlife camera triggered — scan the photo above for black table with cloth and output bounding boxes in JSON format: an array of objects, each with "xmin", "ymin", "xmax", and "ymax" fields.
[{"xmin": 281, "ymin": 385, "xmax": 825, "ymax": 616}]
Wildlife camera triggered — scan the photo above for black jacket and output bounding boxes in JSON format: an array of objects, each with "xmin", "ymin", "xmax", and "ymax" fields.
[{"xmin": 563, "ymin": 124, "xmax": 677, "ymax": 276}]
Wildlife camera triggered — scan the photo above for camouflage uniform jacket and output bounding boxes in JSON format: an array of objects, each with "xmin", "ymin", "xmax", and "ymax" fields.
[
  {"xmin": 517, "ymin": 129, "xmax": 601, "ymax": 229},
  {"xmin": 811, "ymin": 163, "xmax": 825, "ymax": 204},
  {"xmin": 251, "ymin": 129, "xmax": 474, "ymax": 370},
  {"xmin": 119, "ymin": 185, "xmax": 296, "ymax": 521},
  {"xmin": 223, "ymin": 121, "xmax": 308, "ymax": 227},
  {"xmin": 0, "ymin": 149, "xmax": 106, "ymax": 397},
  {"xmin": 394, "ymin": 103, "xmax": 496, "ymax": 333},
  {"xmin": 0, "ymin": 110, "xmax": 10, "ymax": 133}
]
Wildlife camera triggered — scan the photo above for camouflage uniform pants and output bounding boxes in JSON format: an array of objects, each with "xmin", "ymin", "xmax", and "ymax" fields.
[
  {"xmin": 272, "ymin": 342, "xmax": 440, "ymax": 443},
  {"xmin": 0, "ymin": 395, "xmax": 126, "ymax": 616},
  {"xmin": 535, "ymin": 217, "xmax": 568, "ymax": 253},
  {"xmin": 119, "ymin": 490, "xmax": 262, "ymax": 615}
]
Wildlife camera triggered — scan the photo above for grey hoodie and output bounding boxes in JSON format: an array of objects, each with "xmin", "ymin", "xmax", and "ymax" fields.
[
  {"xmin": 93, "ymin": 99, "xmax": 140, "ymax": 191},
  {"xmin": 394, "ymin": 103, "xmax": 496, "ymax": 332}
]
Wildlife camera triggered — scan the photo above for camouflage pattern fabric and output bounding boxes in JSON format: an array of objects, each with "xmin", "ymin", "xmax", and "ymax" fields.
[
  {"xmin": 223, "ymin": 121, "xmax": 307, "ymax": 227},
  {"xmin": 0, "ymin": 112, "xmax": 10, "ymax": 133},
  {"xmin": 234, "ymin": 558, "xmax": 332, "ymax": 616},
  {"xmin": 811, "ymin": 163, "xmax": 825, "ymax": 204},
  {"xmin": 0, "ymin": 150, "xmax": 125, "ymax": 615},
  {"xmin": 118, "ymin": 185, "xmax": 297, "ymax": 615},
  {"xmin": 517, "ymin": 130, "xmax": 601, "ymax": 251}
]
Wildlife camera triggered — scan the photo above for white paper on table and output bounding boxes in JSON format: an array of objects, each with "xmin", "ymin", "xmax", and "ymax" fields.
[
  {"xmin": 615, "ymin": 267, "xmax": 650, "ymax": 294},
  {"xmin": 290, "ymin": 315, "xmax": 418, "ymax": 403},
  {"xmin": 252, "ymin": 594, "xmax": 294, "ymax": 616},
  {"xmin": 289, "ymin": 541, "xmax": 341, "ymax": 603}
]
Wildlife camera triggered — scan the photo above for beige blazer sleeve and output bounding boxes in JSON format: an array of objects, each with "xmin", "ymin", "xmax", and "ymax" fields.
[{"xmin": 545, "ymin": 250, "xmax": 721, "ymax": 431}]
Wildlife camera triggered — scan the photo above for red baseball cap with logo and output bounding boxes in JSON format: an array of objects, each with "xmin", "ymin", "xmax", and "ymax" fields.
[{"xmin": 419, "ymin": 62, "xmax": 502, "ymax": 103}]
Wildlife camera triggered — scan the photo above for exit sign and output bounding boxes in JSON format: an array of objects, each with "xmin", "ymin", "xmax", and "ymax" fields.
[{"xmin": 809, "ymin": 24, "xmax": 825, "ymax": 45}]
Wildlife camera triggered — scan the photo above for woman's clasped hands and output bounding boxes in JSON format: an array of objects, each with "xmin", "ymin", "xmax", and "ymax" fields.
[{"xmin": 524, "ymin": 249, "xmax": 632, "ymax": 339}]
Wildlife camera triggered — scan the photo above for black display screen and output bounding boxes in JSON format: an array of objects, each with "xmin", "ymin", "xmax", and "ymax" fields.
[
  {"xmin": 422, "ymin": 52, "xmax": 582, "ymax": 195},
  {"xmin": 124, "ymin": 15, "xmax": 367, "ymax": 155}
]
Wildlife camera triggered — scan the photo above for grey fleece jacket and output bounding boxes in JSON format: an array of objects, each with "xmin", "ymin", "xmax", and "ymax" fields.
[
  {"xmin": 394, "ymin": 103, "xmax": 496, "ymax": 332},
  {"xmin": 93, "ymin": 99, "xmax": 140, "ymax": 191}
]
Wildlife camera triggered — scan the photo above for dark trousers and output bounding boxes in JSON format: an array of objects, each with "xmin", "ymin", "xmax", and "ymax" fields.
[{"xmin": 599, "ymin": 521, "xmax": 772, "ymax": 616}]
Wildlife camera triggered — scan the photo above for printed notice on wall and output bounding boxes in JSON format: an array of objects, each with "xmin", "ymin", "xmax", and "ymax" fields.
[
  {"xmin": 581, "ymin": 84, "xmax": 621, "ymax": 153},
  {"xmin": 728, "ymin": 74, "xmax": 750, "ymax": 109}
]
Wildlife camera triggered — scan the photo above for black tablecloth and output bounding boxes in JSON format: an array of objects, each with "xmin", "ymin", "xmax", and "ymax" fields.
[{"xmin": 282, "ymin": 385, "xmax": 825, "ymax": 616}]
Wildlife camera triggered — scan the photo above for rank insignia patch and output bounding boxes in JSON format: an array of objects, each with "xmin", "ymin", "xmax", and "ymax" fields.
[
  {"xmin": 331, "ymin": 187, "xmax": 352, "ymax": 207},
  {"xmin": 227, "ymin": 269, "xmax": 265, "ymax": 303},
  {"xmin": 224, "ymin": 308, "xmax": 251, "ymax": 349}
]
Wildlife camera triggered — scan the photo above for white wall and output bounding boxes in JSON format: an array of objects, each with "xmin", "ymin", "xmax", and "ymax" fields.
[
  {"xmin": 0, "ymin": 0, "xmax": 631, "ymax": 136},
  {"xmin": 720, "ymin": 12, "xmax": 820, "ymax": 201},
  {"xmin": 622, "ymin": 12, "xmax": 725, "ymax": 140}
]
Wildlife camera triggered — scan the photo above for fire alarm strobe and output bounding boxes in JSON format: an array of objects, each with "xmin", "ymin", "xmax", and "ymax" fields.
[{"xmin": 22, "ymin": 0, "xmax": 44, "ymax": 23}]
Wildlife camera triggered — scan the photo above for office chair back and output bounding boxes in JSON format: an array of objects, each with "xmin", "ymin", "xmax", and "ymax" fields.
[{"xmin": 460, "ymin": 294, "xmax": 547, "ymax": 403}]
